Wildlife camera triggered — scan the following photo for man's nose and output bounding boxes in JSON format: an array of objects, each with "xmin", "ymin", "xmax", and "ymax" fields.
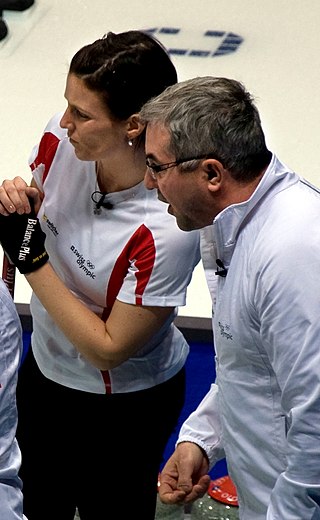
[{"xmin": 144, "ymin": 168, "xmax": 158, "ymax": 190}]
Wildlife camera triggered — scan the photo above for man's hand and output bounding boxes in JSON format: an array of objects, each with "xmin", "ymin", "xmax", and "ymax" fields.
[
  {"xmin": 0, "ymin": 208, "xmax": 48, "ymax": 274},
  {"xmin": 159, "ymin": 441, "xmax": 211, "ymax": 505}
]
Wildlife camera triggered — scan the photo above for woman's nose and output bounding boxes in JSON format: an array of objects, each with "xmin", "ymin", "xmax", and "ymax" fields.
[{"xmin": 60, "ymin": 107, "xmax": 73, "ymax": 130}]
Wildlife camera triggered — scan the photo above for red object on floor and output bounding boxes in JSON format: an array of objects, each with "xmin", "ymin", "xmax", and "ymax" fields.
[{"xmin": 208, "ymin": 475, "xmax": 239, "ymax": 507}]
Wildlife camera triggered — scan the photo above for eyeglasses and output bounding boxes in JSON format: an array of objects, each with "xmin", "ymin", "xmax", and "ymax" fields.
[{"xmin": 146, "ymin": 153, "xmax": 217, "ymax": 180}]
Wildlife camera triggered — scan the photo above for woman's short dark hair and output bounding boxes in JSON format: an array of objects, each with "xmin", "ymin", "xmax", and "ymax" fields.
[{"xmin": 69, "ymin": 30, "xmax": 177, "ymax": 121}]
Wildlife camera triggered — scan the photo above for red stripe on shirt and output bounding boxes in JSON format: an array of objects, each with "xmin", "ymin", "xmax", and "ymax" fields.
[
  {"xmin": 101, "ymin": 224, "xmax": 156, "ymax": 393},
  {"xmin": 30, "ymin": 132, "xmax": 60, "ymax": 183}
]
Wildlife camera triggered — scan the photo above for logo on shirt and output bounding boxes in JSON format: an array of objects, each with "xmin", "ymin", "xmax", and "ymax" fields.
[
  {"xmin": 70, "ymin": 245, "xmax": 96, "ymax": 279},
  {"xmin": 42, "ymin": 213, "xmax": 59, "ymax": 236},
  {"xmin": 218, "ymin": 321, "xmax": 233, "ymax": 340}
]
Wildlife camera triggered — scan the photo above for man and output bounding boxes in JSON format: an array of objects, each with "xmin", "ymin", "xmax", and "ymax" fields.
[
  {"xmin": 140, "ymin": 76, "xmax": 320, "ymax": 519},
  {"xmin": 0, "ymin": 276, "xmax": 25, "ymax": 519}
]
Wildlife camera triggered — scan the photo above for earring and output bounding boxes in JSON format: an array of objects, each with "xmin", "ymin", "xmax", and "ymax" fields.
[{"xmin": 128, "ymin": 139, "xmax": 133, "ymax": 147}]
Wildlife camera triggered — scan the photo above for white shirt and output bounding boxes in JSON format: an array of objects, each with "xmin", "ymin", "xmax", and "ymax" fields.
[{"xmin": 29, "ymin": 113, "xmax": 201, "ymax": 394}]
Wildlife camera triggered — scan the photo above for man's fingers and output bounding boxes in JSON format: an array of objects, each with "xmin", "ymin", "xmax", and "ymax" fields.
[
  {"xmin": 183, "ymin": 475, "xmax": 211, "ymax": 503},
  {"xmin": 159, "ymin": 487, "xmax": 187, "ymax": 504}
]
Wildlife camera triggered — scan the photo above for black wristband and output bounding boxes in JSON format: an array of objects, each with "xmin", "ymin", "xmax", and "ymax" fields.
[{"xmin": 0, "ymin": 210, "xmax": 49, "ymax": 274}]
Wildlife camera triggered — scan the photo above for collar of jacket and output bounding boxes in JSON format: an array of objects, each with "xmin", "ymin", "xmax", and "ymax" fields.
[{"xmin": 212, "ymin": 154, "xmax": 299, "ymax": 268}]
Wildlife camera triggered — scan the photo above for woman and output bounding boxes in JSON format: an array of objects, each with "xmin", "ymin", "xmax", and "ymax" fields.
[{"xmin": 0, "ymin": 31, "xmax": 200, "ymax": 519}]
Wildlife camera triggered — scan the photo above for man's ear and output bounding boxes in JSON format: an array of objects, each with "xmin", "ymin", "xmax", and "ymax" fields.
[
  {"xmin": 126, "ymin": 113, "xmax": 146, "ymax": 140},
  {"xmin": 207, "ymin": 164, "xmax": 217, "ymax": 180},
  {"xmin": 203, "ymin": 159, "xmax": 223, "ymax": 189}
]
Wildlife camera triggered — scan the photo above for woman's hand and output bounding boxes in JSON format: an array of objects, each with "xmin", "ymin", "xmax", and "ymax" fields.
[{"xmin": 0, "ymin": 177, "xmax": 42, "ymax": 215}]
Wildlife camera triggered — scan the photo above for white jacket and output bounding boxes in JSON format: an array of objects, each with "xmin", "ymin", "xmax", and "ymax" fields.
[
  {"xmin": 178, "ymin": 155, "xmax": 320, "ymax": 519},
  {"xmin": 0, "ymin": 280, "xmax": 25, "ymax": 519}
]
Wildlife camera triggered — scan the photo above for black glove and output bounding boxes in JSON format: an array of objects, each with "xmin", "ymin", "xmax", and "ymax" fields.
[{"xmin": 0, "ymin": 207, "xmax": 49, "ymax": 274}]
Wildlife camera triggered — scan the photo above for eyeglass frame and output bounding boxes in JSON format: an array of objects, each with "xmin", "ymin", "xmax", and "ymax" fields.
[{"xmin": 146, "ymin": 153, "xmax": 219, "ymax": 180}]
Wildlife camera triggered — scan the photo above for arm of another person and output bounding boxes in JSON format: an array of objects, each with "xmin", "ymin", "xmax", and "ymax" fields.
[{"xmin": 0, "ymin": 280, "xmax": 24, "ymax": 519}]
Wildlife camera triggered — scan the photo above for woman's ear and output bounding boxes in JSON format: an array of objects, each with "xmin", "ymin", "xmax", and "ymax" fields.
[{"xmin": 126, "ymin": 113, "xmax": 146, "ymax": 140}]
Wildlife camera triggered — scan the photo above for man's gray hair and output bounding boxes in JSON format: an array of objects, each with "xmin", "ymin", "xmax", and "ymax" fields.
[{"xmin": 140, "ymin": 76, "xmax": 271, "ymax": 181}]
